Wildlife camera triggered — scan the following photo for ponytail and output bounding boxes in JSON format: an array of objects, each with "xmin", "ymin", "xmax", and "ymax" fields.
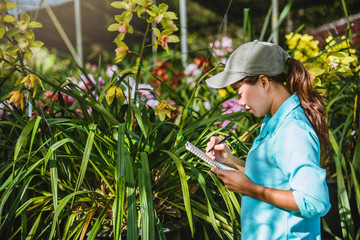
[{"xmin": 284, "ymin": 58, "xmax": 330, "ymax": 157}]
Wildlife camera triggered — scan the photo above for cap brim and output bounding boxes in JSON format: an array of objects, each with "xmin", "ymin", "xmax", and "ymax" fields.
[{"xmin": 205, "ymin": 70, "xmax": 247, "ymax": 89}]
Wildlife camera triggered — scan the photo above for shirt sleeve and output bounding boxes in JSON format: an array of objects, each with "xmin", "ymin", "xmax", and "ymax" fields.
[{"xmin": 273, "ymin": 121, "xmax": 331, "ymax": 218}]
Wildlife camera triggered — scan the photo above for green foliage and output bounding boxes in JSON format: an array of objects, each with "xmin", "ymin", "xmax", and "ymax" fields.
[
  {"xmin": 0, "ymin": 1, "xmax": 251, "ymax": 239},
  {"xmin": 0, "ymin": 0, "xmax": 359, "ymax": 239}
]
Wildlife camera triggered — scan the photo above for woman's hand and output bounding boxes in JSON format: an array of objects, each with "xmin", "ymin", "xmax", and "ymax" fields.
[
  {"xmin": 206, "ymin": 136, "xmax": 233, "ymax": 165},
  {"xmin": 211, "ymin": 167, "xmax": 253, "ymax": 193},
  {"xmin": 206, "ymin": 136, "xmax": 245, "ymax": 171}
]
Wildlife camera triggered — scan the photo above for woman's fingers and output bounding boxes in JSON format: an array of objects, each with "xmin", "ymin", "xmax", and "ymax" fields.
[{"xmin": 211, "ymin": 167, "xmax": 225, "ymax": 177}]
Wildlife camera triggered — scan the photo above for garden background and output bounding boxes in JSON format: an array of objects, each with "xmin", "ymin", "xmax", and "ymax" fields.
[{"xmin": 0, "ymin": 0, "xmax": 359, "ymax": 239}]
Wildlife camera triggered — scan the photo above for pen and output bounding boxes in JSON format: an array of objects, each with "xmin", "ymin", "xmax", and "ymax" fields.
[{"xmin": 207, "ymin": 133, "xmax": 234, "ymax": 153}]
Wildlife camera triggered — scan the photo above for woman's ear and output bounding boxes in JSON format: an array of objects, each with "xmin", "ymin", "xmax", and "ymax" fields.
[{"xmin": 259, "ymin": 75, "xmax": 270, "ymax": 92}]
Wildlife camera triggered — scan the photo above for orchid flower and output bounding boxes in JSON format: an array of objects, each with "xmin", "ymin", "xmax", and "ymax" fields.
[
  {"xmin": 155, "ymin": 100, "xmax": 176, "ymax": 121},
  {"xmin": 106, "ymin": 85, "xmax": 125, "ymax": 105},
  {"xmin": 7, "ymin": 90, "xmax": 24, "ymax": 110}
]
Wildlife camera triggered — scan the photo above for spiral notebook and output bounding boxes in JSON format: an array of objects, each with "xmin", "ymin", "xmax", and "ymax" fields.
[{"xmin": 185, "ymin": 141, "xmax": 235, "ymax": 171}]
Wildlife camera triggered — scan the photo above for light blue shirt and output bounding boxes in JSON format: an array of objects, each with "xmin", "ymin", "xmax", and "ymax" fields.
[{"xmin": 241, "ymin": 94, "xmax": 331, "ymax": 239}]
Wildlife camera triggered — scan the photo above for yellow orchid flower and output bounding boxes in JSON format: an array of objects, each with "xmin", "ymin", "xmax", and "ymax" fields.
[
  {"xmin": 114, "ymin": 41, "xmax": 129, "ymax": 62},
  {"xmin": 7, "ymin": 90, "xmax": 24, "ymax": 110},
  {"xmin": 106, "ymin": 85, "xmax": 125, "ymax": 105},
  {"xmin": 155, "ymin": 100, "xmax": 176, "ymax": 121},
  {"xmin": 152, "ymin": 28, "xmax": 179, "ymax": 54},
  {"xmin": 217, "ymin": 89, "xmax": 228, "ymax": 98},
  {"xmin": 146, "ymin": 3, "xmax": 177, "ymax": 24},
  {"xmin": 111, "ymin": 0, "xmax": 135, "ymax": 11},
  {"xmin": 16, "ymin": 74, "xmax": 45, "ymax": 97}
]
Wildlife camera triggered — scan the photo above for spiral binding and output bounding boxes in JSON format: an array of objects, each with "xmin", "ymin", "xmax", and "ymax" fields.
[{"xmin": 185, "ymin": 141, "xmax": 235, "ymax": 171}]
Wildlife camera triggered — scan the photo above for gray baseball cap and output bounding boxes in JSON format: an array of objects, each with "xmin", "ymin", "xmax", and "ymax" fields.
[{"xmin": 206, "ymin": 40, "xmax": 289, "ymax": 89}]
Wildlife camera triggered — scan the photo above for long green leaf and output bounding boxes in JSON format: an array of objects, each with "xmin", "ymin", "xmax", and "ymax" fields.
[
  {"xmin": 267, "ymin": 0, "xmax": 293, "ymax": 42},
  {"xmin": 330, "ymin": 129, "xmax": 355, "ymax": 239},
  {"xmin": 28, "ymin": 116, "xmax": 42, "ymax": 160},
  {"xmin": 117, "ymin": 124, "xmax": 125, "ymax": 180},
  {"xmin": 259, "ymin": 7, "xmax": 272, "ymax": 41},
  {"xmin": 209, "ymin": 171, "xmax": 240, "ymax": 238},
  {"xmin": 25, "ymin": 212, "xmax": 42, "ymax": 240},
  {"xmin": 61, "ymin": 212, "xmax": 77, "ymax": 240},
  {"xmin": 87, "ymin": 200, "xmax": 111, "ymax": 240},
  {"xmin": 14, "ymin": 118, "xmax": 36, "ymax": 161},
  {"xmin": 43, "ymin": 138, "xmax": 75, "ymax": 212},
  {"xmin": 140, "ymin": 152, "xmax": 155, "ymax": 240},
  {"xmin": 0, "ymin": 174, "xmax": 36, "ymax": 236},
  {"xmin": 163, "ymin": 150, "xmax": 194, "ymax": 237},
  {"xmin": 0, "ymin": 158, "xmax": 44, "ymax": 235},
  {"xmin": 124, "ymin": 146, "xmax": 137, "ymax": 240},
  {"xmin": 349, "ymin": 162, "xmax": 360, "ymax": 215},
  {"xmin": 47, "ymin": 190, "xmax": 90, "ymax": 240},
  {"xmin": 132, "ymin": 104, "xmax": 148, "ymax": 139},
  {"xmin": 114, "ymin": 124, "xmax": 127, "ymax": 240},
  {"xmin": 138, "ymin": 169, "xmax": 150, "ymax": 240},
  {"xmin": 89, "ymin": 160, "xmax": 115, "ymax": 195},
  {"xmin": 72, "ymin": 123, "xmax": 97, "ymax": 207},
  {"xmin": 113, "ymin": 178, "xmax": 126, "ymax": 240},
  {"xmin": 243, "ymin": 8, "xmax": 250, "ymax": 43},
  {"xmin": 189, "ymin": 165, "xmax": 222, "ymax": 238}
]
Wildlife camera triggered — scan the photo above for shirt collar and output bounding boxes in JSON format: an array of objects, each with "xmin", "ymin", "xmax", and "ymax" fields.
[{"xmin": 259, "ymin": 94, "xmax": 301, "ymax": 138}]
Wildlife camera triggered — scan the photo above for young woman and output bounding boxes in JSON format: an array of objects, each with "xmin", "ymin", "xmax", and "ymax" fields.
[{"xmin": 205, "ymin": 40, "xmax": 331, "ymax": 239}]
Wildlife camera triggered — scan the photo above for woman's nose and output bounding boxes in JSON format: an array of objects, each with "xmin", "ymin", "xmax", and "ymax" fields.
[{"xmin": 237, "ymin": 98, "xmax": 245, "ymax": 107}]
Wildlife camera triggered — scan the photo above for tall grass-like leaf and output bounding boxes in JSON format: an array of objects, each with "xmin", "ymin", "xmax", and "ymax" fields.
[
  {"xmin": 117, "ymin": 124, "xmax": 126, "ymax": 179},
  {"xmin": 243, "ymin": 8, "xmax": 250, "ymax": 43},
  {"xmin": 351, "ymin": 127, "xmax": 360, "ymax": 216},
  {"xmin": 0, "ymin": 174, "xmax": 36, "ymax": 236},
  {"xmin": 25, "ymin": 212, "xmax": 42, "ymax": 240},
  {"xmin": 61, "ymin": 212, "xmax": 77, "ymax": 240},
  {"xmin": 267, "ymin": 0, "xmax": 293, "ymax": 42},
  {"xmin": 14, "ymin": 118, "xmax": 36, "ymax": 161},
  {"xmin": 188, "ymin": 165, "xmax": 222, "ymax": 238},
  {"xmin": 138, "ymin": 168, "xmax": 150, "ymax": 240},
  {"xmin": 163, "ymin": 150, "xmax": 194, "ymax": 237},
  {"xmin": 132, "ymin": 104, "xmax": 148, "ymax": 139},
  {"xmin": 124, "ymin": 146, "xmax": 137, "ymax": 239},
  {"xmin": 154, "ymin": 211, "xmax": 166, "ymax": 240},
  {"xmin": 259, "ymin": 7, "xmax": 272, "ymax": 41},
  {"xmin": 330, "ymin": 126, "xmax": 355, "ymax": 239},
  {"xmin": 209, "ymin": 171, "xmax": 240, "ymax": 238},
  {"xmin": 139, "ymin": 152, "xmax": 156, "ymax": 239},
  {"xmin": 349, "ymin": 162, "xmax": 360, "ymax": 216},
  {"xmin": 0, "ymin": 157, "xmax": 44, "ymax": 236},
  {"xmin": 322, "ymin": 218, "xmax": 343, "ymax": 240},
  {"xmin": 72, "ymin": 123, "xmax": 97, "ymax": 207},
  {"xmin": 168, "ymin": 200, "xmax": 233, "ymax": 233},
  {"xmin": 28, "ymin": 116, "xmax": 41, "ymax": 160},
  {"xmin": 87, "ymin": 200, "xmax": 111, "ymax": 240},
  {"xmin": 114, "ymin": 124, "xmax": 127, "ymax": 240},
  {"xmin": 89, "ymin": 160, "xmax": 115, "ymax": 195},
  {"xmin": 113, "ymin": 180, "xmax": 126, "ymax": 240},
  {"xmin": 80, "ymin": 210, "xmax": 94, "ymax": 240},
  {"xmin": 340, "ymin": 0, "xmax": 351, "ymax": 34},
  {"xmin": 43, "ymin": 138, "xmax": 75, "ymax": 212},
  {"xmin": 47, "ymin": 190, "xmax": 90, "ymax": 240}
]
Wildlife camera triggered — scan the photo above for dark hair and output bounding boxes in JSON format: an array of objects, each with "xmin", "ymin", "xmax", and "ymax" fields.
[{"xmin": 244, "ymin": 58, "xmax": 330, "ymax": 158}]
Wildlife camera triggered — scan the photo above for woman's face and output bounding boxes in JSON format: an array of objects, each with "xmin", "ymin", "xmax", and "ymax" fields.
[{"xmin": 231, "ymin": 78, "xmax": 271, "ymax": 117}]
